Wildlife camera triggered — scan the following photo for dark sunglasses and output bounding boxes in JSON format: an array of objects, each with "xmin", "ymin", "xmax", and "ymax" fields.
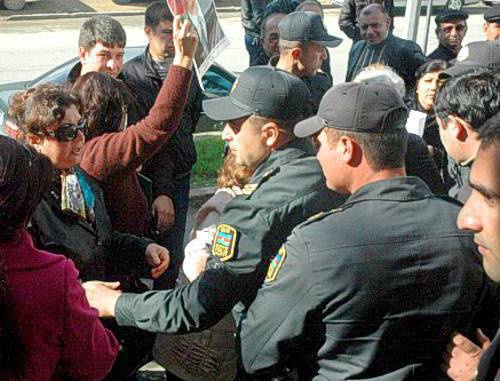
[{"xmin": 46, "ymin": 120, "xmax": 86, "ymax": 142}]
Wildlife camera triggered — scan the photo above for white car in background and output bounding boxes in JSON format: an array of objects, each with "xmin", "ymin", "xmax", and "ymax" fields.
[{"xmin": 331, "ymin": 0, "xmax": 480, "ymax": 11}]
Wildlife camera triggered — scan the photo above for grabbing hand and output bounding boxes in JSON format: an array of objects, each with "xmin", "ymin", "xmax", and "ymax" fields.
[
  {"xmin": 441, "ymin": 329, "xmax": 491, "ymax": 380},
  {"xmin": 152, "ymin": 195, "xmax": 175, "ymax": 233},
  {"xmin": 173, "ymin": 14, "xmax": 199, "ymax": 69},
  {"xmin": 82, "ymin": 281, "xmax": 121, "ymax": 318},
  {"xmin": 145, "ymin": 243, "xmax": 170, "ymax": 279}
]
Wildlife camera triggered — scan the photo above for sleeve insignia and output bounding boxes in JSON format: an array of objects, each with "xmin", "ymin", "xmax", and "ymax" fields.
[
  {"xmin": 266, "ymin": 245, "xmax": 287, "ymax": 282},
  {"xmin": 211, "ymin": 224, "xmax": 238, "ymax": 261}
]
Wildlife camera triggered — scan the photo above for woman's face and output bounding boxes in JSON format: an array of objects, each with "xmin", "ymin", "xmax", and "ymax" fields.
[
  {"xmin": 416, "ymin": 71, "xmax": 443, "ymax": 112},
  {"xmin": 37, "ymin": 105, "xmax": 85, "ymax": 170}
]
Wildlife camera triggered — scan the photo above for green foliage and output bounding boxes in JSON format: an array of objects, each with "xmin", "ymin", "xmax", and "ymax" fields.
[{"xmin": 191, "ymin": 135, "xmax": 225, "ymax": 188}]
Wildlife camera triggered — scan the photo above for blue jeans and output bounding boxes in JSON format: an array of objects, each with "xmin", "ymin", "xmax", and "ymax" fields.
[{"xmin": 153, "ymin": 175, "xmax": 191, "ymax": 290}]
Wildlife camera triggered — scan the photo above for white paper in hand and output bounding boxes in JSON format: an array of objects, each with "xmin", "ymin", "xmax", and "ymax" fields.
[{"xmin": 405, "ymin": 110, "xmax": 427, "ymax": 137}]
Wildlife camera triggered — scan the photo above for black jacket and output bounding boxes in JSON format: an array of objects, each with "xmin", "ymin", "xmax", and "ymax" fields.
[
  {"xmin": 242, "ymin": 0, "xmax": 272, "ymax": 37},
  {"xmin": 122, "ymin": 47, "xmax": 203, "ymax": 199},
  {"xmin": 346, "ymin": 34, "xmax": 426, "ymax": 94},
  {"xmin": 427, "ymin": 43, "xmax": 457, "ymax": 62},
  {"xmin": 29, "ymin": 168, "xmax": 151, "ymax": 283},
  {"xmin": 339, "ymin": 0, "xmax": 395, "ymax": 41}
]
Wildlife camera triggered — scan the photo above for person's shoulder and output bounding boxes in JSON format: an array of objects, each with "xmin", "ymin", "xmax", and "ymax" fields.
[
  {"xmin": 121, "ymin": 51, "xmax": 147, "ymax": 79},
  {"xmin": 392, "ymin": 35, "xmax": 424, "ymax": 52}
]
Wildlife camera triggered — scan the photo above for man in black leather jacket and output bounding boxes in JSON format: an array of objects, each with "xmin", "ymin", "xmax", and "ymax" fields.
[
  {"xmin": 121, "ymin": 1, "xmax": 203, "ymax": 290},
  {"xmin": 338, "ymin": 0, "xmax": 394, "ymax": 42}
]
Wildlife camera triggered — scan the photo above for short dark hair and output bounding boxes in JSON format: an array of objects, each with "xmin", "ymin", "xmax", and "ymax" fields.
[
  {"xmin": 358, "ymin": 3, "xmax": 390, "ymax": 19},
  {"xmin": 415, "ymin": 59, "xmax": 450, "ymax": 81},
  {"xmin": 78, "ymin": 15, "xmax": 126, "ymax": 50},
  {"xmin": 145, "ymin": 1, "xmax": 174, "ymax": 29},
  {"xmin": 479, "ymin": 112, "xmax": 500, "ymax": 149},
  {"xmin": 260, "ymin": 12, "xmax": 284, "ymax": 38},
  {"xmin": 326, "ymin": 109, "xmax": 408, "ymax": 171},
  {"xmin": 435, "ymin": 70, "xmax": 500, "ymax": 131}
]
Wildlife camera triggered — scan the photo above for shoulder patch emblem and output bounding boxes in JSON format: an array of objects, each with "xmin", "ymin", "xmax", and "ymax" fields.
[
  {"xmin": 266, "ymin": 245, "xmax": 287, "ymax": 282},
  {"xmin": 212, "ymin": 224, "xmax": 238, "ymax": 261}
]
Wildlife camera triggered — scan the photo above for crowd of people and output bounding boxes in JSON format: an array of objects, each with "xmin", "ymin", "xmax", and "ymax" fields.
[{"xmin": 0, "ymin": 0, "xmax": 499, "ymax": 380}]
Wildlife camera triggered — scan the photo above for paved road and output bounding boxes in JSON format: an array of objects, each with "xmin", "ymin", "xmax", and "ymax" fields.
[{"xmin": 0, "ymin": 7, "xmax": 489, "ymax": 85}]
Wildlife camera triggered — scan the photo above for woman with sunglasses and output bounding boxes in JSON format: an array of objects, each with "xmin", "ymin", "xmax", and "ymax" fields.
[
  {"xmin": 72, "ymin": 15, "xmax": 198, "ymax": 237},
  {"xmin": 9, "ymin": 83, "xmax": 169, "ymax": 379},
  {"xmin": 0, "ymin": 135, "xmax": 118, "ymax": 381}
]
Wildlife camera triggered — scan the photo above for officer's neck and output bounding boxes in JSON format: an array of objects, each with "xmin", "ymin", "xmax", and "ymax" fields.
[{"xmin": 348, "ymin": 167, "xmax": 406, "ymax": 194}]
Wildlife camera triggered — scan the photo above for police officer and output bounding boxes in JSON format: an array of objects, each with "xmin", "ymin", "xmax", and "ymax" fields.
[
  {"xmin": 484, "ymin": 4, "xmax": 500, "ymax": 41},
  {"xmin": 239, "ymin": 83, "xmax": 497, "ymax": 379},
  {"xmin": 272, "ymin": 11, "xmax": 342, "ymax": 114},
  {"xmin": 427, "ymin": 10, "xmax": 468, "ymax": 62},
  {"xmin": 82, "ymin": 66, "xmax": 346, "ymax": 374}
]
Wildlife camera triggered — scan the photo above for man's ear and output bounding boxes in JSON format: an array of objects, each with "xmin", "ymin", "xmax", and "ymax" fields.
[
  {"xmin": 144, "ymin": 25, "xmax": 153, "ymax": 39},
  {"xmin": 78, "ymin": 46, "xmax": 88, "ymax": 64},
  {"xmin": 338, "ymin": 135, "xmax": 356, "ymax": 165},
  {"xmin": 261, "ymin": 121, "xmax": 280, "ymax": 147},
  {"xmin": 448, "ymin": 115, "xmax": 470, "ymax": 142},
  {"xmin": 291, "ymin": 47, "xmax": 302, "ymax": 60}
]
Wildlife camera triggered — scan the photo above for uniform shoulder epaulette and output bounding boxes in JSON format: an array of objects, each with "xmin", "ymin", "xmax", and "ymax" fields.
[
  {"xmin": 302, "ymin": 206, "xmax": 345, "ymax": 226},
  {"xmin": 243, "ymin": 167, "xmax": 280, "ymax": 198}
]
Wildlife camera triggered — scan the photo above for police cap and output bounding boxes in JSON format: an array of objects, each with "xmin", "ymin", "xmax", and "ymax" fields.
[
  {"xmin": 484, "ymin": 4, "xmax": 500, "ymax": 22},
  {"xmin": 202, "ymin": 66, "xmax": 311, "ymax": 124},
  {"xmin": 434, "ymin": 9, "xmax": 468, "ymax": 25},
  {"xmin": 439, "ymin": 40, "xmax": 500, "ymax": 78},
  {"xmin": 294, "ymin": 82, "xmax": 407, "ymax": 137},
  {"xmin": 278, "ymin": 11, "xmax": 342, "ymax": 48}
]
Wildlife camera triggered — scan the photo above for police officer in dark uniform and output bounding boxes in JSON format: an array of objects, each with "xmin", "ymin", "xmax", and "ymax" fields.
[
  {"xmin": 427, "ymin": 10, "xmax": 468, "ymax": 62},
  {"xmin": 239, "ymin": 83, "xmax": 498, "ymax": 379},
  {"xmin": 270, "ymin": 11, "xmax": 342, "ymax": 114},
  {"xmin": 82, "ymin": 66, "xmax": 346, "ymax": 376}
]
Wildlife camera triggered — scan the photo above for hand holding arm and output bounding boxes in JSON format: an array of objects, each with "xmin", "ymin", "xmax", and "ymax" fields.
[
  {"xmin": 82, "ymin": 281, "xmax": 122, "ymax": 318},
  {"xmin": 441, "ymin": 329, "xmax": 492, "ymax": 381}
]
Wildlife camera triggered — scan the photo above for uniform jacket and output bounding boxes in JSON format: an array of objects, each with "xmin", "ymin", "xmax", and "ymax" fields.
[
  {"xmin": 114, "ymin": 138, "xmax": 346, "ymax": 335},
  {"xmin": 346, "ymin": 34, "xmax": 426, "ymax": 93},
  {"xmin": 240, "ymin": 177, "xmax": 498, "ymax": 379},
  {"xmin": 80, "ymin": 65, "xmax": 192, "ymax": 235},
  {"xmin": 2, "ymin": 229, "xmax": 118, "ymax": 380},
  {"xmin": 427, "ymin": 43, "xmax": 457, "ymax": 62},
  {"xmin": 122, "ymin": 48, "xmax": 203, "ymax": 199},
  {"xmin": 29, "ymin": 169, "xmax": 151, "ymax": 283},
  {"xmin": 339, "ymin": 0, "xmax": 395, "ymax": 41}
]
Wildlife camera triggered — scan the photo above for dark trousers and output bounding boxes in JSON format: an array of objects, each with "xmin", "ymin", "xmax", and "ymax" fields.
[{"xmin": 154, "ymin": 175, "xmax": 191, "ymax": 290}]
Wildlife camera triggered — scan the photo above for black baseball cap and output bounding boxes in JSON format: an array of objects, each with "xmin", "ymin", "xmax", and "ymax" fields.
[
  {"xmin": 484, "ymin": 4, "xmax": 500, "ymax": 22},
  {"xmin": 278, "ymin": 11, "xmax": 342, "ymax": 48},
  {"xmin": 435, "ymin": 9, "xmax": 468, "ymax": 25},
  {"xmin": 294, "ymin": 83, "xmax": 407, "ymax": 137},
  {"xmin": 439, "ymin": 40, "xmax": 500, "ymax": 78},
  {"xmin": 202, "ymin": 66, "xmax": 311, "ymax": 123}
]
